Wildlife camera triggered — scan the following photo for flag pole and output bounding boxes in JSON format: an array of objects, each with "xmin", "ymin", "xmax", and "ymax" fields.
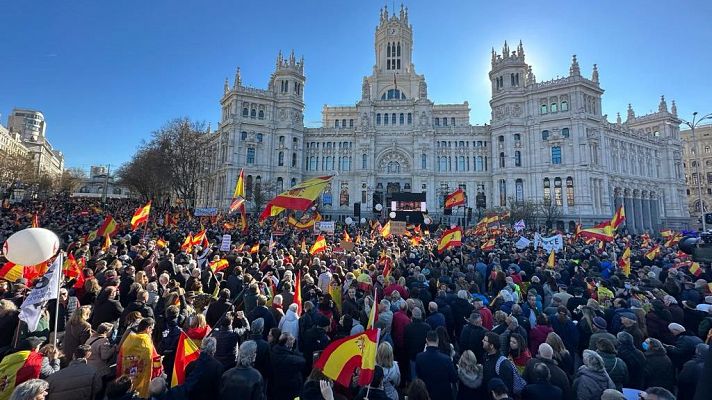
[{"xmin": 52, "ymin": 254, "xmax": 64, "ymax": 349}]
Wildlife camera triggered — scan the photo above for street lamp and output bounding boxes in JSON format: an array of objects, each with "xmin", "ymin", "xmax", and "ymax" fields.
[{"xmin": 682, "ymin": 111, "xmax": 712, "ymax": 231}]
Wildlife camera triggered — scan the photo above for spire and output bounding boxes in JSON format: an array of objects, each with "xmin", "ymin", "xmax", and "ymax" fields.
[
  {"xmin": 234, "ymin": 67, "xmax": 241, "ymax": 88},
  {"xmin": 526, "ymin": 65, "xmax": 536, "ymax": 85},
  {"xmin": 517, "ymin": 40, "xmax": 524, "ymax": 59},
  {"xmin": 671, "ymin": 100, "xmax": 678, "ymax": 116},
  {"xmin": 276, "ymin": 50, "xmax": 283, "ymax": 68},
  {"xmin": 502, "ymin": 41, "xmax": 509, "ymax": 58},
  {"xmin": 403, "ymin": 6, "xmax": 408, "ymax": 22},
  {"xmin": 591, "ymin": 64, "xmax": 599, "ymax": 83},
  {"xmin": 223, "ymin": 77, "xmax": 229, "ymax": 94},
  {"xmin": 658, "ymin": 95, "xmax": 668, "ymax": 113},
  {"xmin": 491, "ymin": 47, "xmax": 496, "ymax": 64},
  {"xmin": 616, "ymin": 112, "xmax": 622, "ymax": 124},
  {"xmin": 627, "ymin": 104, "xmax": 635, "ymax": 121},
  {"xmin": 400, "ymin": 3, "xmax": 405, "ymax": 20},
  {"xmin": 289, "ymin": 49, "xmax": 295, "ymax": 66},
  {"xmin": 569, "ymin": 55, "xmax": 580, "ymax": 76}
]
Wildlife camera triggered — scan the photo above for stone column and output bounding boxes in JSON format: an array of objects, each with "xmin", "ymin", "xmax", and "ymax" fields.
[
  {"xmin": 651, "ymin": 196, "xmax": 660, "ymax": 232},
  {"xmin": 634, "ymin": 193, "xmax": 644, "ymax": 233},
  {"xmin": 624, "ymin": 191, "xmax": 636, "ymax": 234},
  {"xmin": 642, "ymin": 197, "xmax": 652, "ymax": 232}
]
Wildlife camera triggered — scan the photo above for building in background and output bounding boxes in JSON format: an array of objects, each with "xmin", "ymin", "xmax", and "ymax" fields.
[
  {"xmin": 198, "ymin": 6, "xmax": 689, "ymax": 232},
  {"xmin": 73, "ymin": 165, "xmax": 132, "ymax": 199},
  {"xmin": 681, "ymin": 124, "xmax": 712, "ymax": 223},
  {"xmin": 6, "ymin": 108, "xmax": 64, "ymax": 179}
]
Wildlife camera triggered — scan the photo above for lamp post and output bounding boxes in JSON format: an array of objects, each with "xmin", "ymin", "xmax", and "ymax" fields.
[{"xmin": 682, "ymin": 112, "xmax": 712, "ymax": 231}]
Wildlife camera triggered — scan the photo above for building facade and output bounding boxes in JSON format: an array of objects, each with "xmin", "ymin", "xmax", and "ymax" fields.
[
  {"xmin": 73, "ymin": 165, "xmax": 133, "ymax": 199},
  {"xmin": 681, "ymin": 124, "xmax": 712, "ymax": 222},
  {"xmin": 6, "ymin": 108, "xmax": 65, "ymax": 179},
  {"xmin": 198, "ymin": 6, "xmax": 689, "ymax": 232}
]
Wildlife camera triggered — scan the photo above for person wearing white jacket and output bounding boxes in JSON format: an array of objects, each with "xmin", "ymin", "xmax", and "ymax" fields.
[{"xmin": 278, "ymin": 303, "xmax": 300, "ymax": 345}]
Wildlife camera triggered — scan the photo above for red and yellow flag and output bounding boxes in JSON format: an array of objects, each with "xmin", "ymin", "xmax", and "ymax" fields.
[
  {"xmin": 0, "ymin": 262, "xmax": 24, "ymax": 283},
  {"xmin": 181, "ymin": 235, "xmax": 193, "ymax": 252},
  {"xmin": 690, "ymin": 262, "xmax": 703, "ymax": 277},
  {"xmin": 660, "ymin": 229, "xmax": 674, "ymax": 238},
  {"xmin": 437, "ymin": 227, "xmax": 462, "ymax": 253},
  {"xmin": 547, "ymin": 250, "xmax": 556, "ymax": 269},
  {"xmin": 343, "ymin": 230, "xmax": 351, "ymax": 242},
  {"xmin": 249, "ymin": 243, "xmax": 260, "ymax": 254},
  {"xmin": 102, "ymin": 235, "xmax": 112, "ymax": 251},
  {"xmin": 0, "ymin": 350, "xmax": 44, "ymax": 400},
  {"xmin": 191, "ymin": 229, "xmax": 208, "ymax": 248},
  {"xmin": 610, "ymin": 205, "xmax": 626, "ymax": 230},
  {"xmin": 645, "ymin": 245, "xmax": 661, "ymax": 261},
  {"xmin": 444, "ymin": 188, "xmax": 466, "ymax": 209},
  {"xmin": 577, "ymin": 224, "xmax": 614, "ymax": 242},
  {"xmin": 171, "ymin": 331, "xmax": 200, "ymax": 387},
  {"xmin": 209, "ymin": 259, "xmax": 229, "ymax": 274},
  {"xmin": 97, "ymin": 215, "xmax": 119, "ymax": 237},
  {"xmin": 130, "ymin": 201, "xmax": 152, "ymax": 230},
  {"xmin": 259, "ymin": 176, "xmax": 332, "ymax": 222},
  {"xmin": 480, "ymin": 238, "xmax": 496, "ymax": 251},
  {"xmin": 156, "ymin": 238, "xmax": 168, "ymax": 248},
  {"xmin": 31, "ymin": 213, "xmax": 39, "ymax": 228},
  {"xmin": 380, "ymin": 221, "xmax": 391, "ymax": 238},
  {"xmin": 287, "ymin": 212, "xmax": 322, "ymax": 230},
  {"xmin": 314, "ymin": 329, "xmax": 379, "ymax": 387},
  {"xmin": 310, "ymin": 235, "xmax": 327, "ymax": 255},
  {"xmin": 117, "ymin": 332, "xmax": 163, "ymax": 398},
  {"xmin": 618, "ymin": 247, "xmax": 631, "ymax": 276},
  {"xmin": 294, "ymin": 271, "xmax": 302, "ymax": 315}
]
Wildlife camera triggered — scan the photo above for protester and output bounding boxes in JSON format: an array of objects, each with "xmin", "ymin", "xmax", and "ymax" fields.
[{"xmin": 45, "ymin": 345, "xmax": 101, "ymax": 400}]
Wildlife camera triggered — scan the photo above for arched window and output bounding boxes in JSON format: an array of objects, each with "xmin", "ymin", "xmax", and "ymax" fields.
[
  {"xmin": 292, "ymin": 153, "xmax": 297, "ymax": 167},
  {"xmin": 514, "ymin": 151, "xmax": 521, "ymax": 167},
  {"xmin": 458, "ymin": 156, "xmax": 465, "ymax": 171},
  {"xmin": 376, "ymin": 114, "xmax": 381, "ymax": 125},
  {"xmin": 241, "ymin": 131, "xmax": 247, "ymax": 140},
  {"xmin": 543, "ymin": 178, "xmax": 551, "ymax": 205},
  {"xmin": 384, "ymin": 113, "xmax": 389, "ymax": 125},
  {"xmin": 258, "ymin": 110, "xmax": 264, "ymax": 119},
  {"xmin": 706, "ymin": 146, "xmax": 711, "ymax": 154},
  {"xmin": 400, "ymin": 113, "xmax": 405, "ymax": 125},
  {"xmin": 256, "ymin": 133, "xmax": 263, "ymax": 142},
  {"xmin": 562, "ymin": 128, "xmax": 570, "ymax": 138},
  {"xmin": 551, "ymin": 103, "xmax": 558, "ymax": 112},
  {"xmin": 499, "ymin": 179, "xmax": 507, "ymax": 206},
  {"xmin": 387, "ymin": 161, "xmax": 401, "ymax": 173},
  {"xmin": 439, "ymin": 157, "xmax": 447, "ymax": 172},
  {"xmin": 421, "ymin": 154, "xmax": 427, "ymax": 169},
  {"xmin": 381, "ymin": 89, "xmax": 406, "ymax": 100},
  {"xmin": 276, "ymin": 177, "xmax": 284, "ymax": 192},
  {"xmin": 566, "ymin": 177, "xmax": 574, "ymax": 206},
  {"xmin": 561, "ymin": 101, "xmax": 568, "ymax": 111},
  {"xmin": 498, "ymin": 135, "xmax": 505, "ymax": 143},
  {"xmin": 362, "ymin": 154, "xmax": 367, "ymax": 169},
  {"xmin": 242, "ymin": 107, "xmax": 249, "ymax": 117},
  {"xmin": 279, "ymin": 136, "xmax": 285, "ymax": 145},
  {"xmin": 541, "ymin": 104, "xmax": 548, "ymax": 114},
  {"xmin": 290, "ymin": 178, "xmax": 297, "ymax": 187},
  {"xmin": 551, "ymin": 146, "xmax": 562, "ymax": 164},
  {"xmin": 476, "ymin": 156, "xmax": 484, "ymax": 171},
  {"xmin": 278, "ymin": 151, "xmax": 284, "ymax": 166},
  {"xmin": 435, "ymin": 117, "xmax": 440, "ymax": 126},
  {"xmin": 334, "ymin": 120, "xmax": 339, "ymax": 128},
  {"xmin": 554, "ymin": 177, "xmax": 563, "ymax": 206},
  {"xmin": 542, "ymin": 130, "xmax": 550, "ymax": 140},
  {"xmin": 310, "ymin": 156, "xmax": 317, "ymax": 171},
  {"xmin": 499, "ymin": 152, "xmax": 506, "ymax": 168},
  {"xmin": 515, "ymin": 179, "xmax": 524, "ymax": 202},
  {"xmin": 250, "ymin": 109, "xmax": 256, "ymax": 118},
  {"xmin": 407, "ymin": 113, "xmax": 412, "ymax": 124},
  {"xmin": 513, "ymin": 134, "xmax": 521, "ymax": 141}
]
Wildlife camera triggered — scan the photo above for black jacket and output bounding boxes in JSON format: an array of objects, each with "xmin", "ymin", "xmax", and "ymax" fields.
[
  {"xmin": 522, "ymin": 357, "xmax": 572, "ymax": 400},
  {"xmin": 249, "ymin": 334, "xmax": 271, "ymax": 389},
  {"xmin": 458, "ymin": 324, "xmax": 487, "ymax": 361},
  {"xmin": 120, "ymin": 301, "xmax": 154, "ymax": 327},
  {"xmin": 206, "ymin": 299, "xmax": 233, "ymax": 328},
  {"xmin": 404, "ymin": 319, "xmax": 430, "ymax": 361},
  {"xmin": 678, "ymin": 348, "xmax": 707, "ymax": 400},
  {"xmin": 212, "ymin": 328, "xmax": 240, "ymax": 369},
  {"xmin": 643, "ymin": 350, "xmax": 676, "ymax": 392},
  {"xmin": 269, "ymin": 345, "xmax": 306, "ymax": 400},
  {"xmin": 246, "ymin": 306, "xmax": 275, "ymax": 340},
  {"xmin": 617, "ymin": 342, "xmax": 646, "ymax": 390},
  {"xmin": 521, "ymin": 383, "xmax": 563, "ymax": 400},
  {"xmin": 669, "ymin": 333, "xmax": 703, "ymax": 369},
  {"xmin": 482, "ymin": 352, "xmax": 515, "ymax": 395},
  {"xmin": 415, "ymin": 346, "xmax": 458, "ymax": 400},
  {"xmin": 300, "ymin": 326, "xmax": 329, "ymax": 372},
  {"xmin": 219, "ymin": 365, "xmax": 265, "ymax": 400},
  {"xmin": 184, "ymin": 353, "xmax": 224, "ymax": 400},
  {"xmin": 90, "ymin": 294, "xmax": 123, "ymax": 329}
]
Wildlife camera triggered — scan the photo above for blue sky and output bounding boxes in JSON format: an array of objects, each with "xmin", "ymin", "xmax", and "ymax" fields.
[{"xmin": 2, "ymin": 0, "xmax": 711, "ymax": 170}]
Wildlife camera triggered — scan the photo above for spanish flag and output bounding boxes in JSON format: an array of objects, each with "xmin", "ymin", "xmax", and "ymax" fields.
[
  {"xmin": 437, "ymin": 227, "xmax": 462, "ymax": 253},
  {"xmin": 191, "ymin": 229, "xmax": 208, "ymax": 248},
  {"xmin": 665, "ymin": 233, "xmax": 683, "ymax": 247},
  {"xmin": 314, "ymin": 328, "xmax": 379, "ymax": 387},
  {"xmin": 209, "ymin": 259, "xmax": 229, "ymax": 274},
  {"xmin": 366, "ymin": 287, "xmax": 379, "ymax": 329},
  {"xmin": 547, "ymin": 250, "xmax": 556, "ymax": 269},
  {"xmin": 577, "ymin": 224, "xmax": 614, "ymax": 242},
  {"xmin": 380, "ymin": 221, "xmax": 391, "ymax": 238},
  {"xmin": 645, "ymin": 245, "xmax": 661, "ymax": 261},
  {"xmin": 249, "ymin": 243, "xmax": 260, "ymax": 254},
  {"xmin": 0, "ymin": 350, "xmax": 43, "ymax": 400},
  {"xmin": 171, "ymin": 332, "xmax": 200, "ymax": 387},
  {"xmin": 0, "ymin": 262, "xmax": 24, "ymax": 283},
  {"xmin": 343, "ymin": 230, "xmax": 351, "ymax": 242},
  {"xmin": 130, "ymin": 201, "xmax": 152, "ymax": 230},
  {"xmin": 480, "ymin": 238, "xmax": 496, "ymax": 251},
  {"xmin": 444, "ymin": 188, "xmax": 466, "ymax": 209},
  {"xmin": 156, "ymin": 238, "xmax": 168, "ymax": 248},
  {"xmin": 102, "ymin": 234, "xmax": 112, "ymax": 251},
  {"xmin": 181, "ymin": 235, "xmax": 193, "ymax": 252},
  {"xmin": 610, "ymin": 205, "xmax": 626, "ymax": 230},
  {"xmin": 31, "ymin": 213, "xmax": 39, "ymax": 228},
  {"xmin": 660, "ymin": 229, "xmax": 673, "ymax": 238},
  {"xmin": 618, "ymin": 247, "xmax": 631, "ymax": 276},
  {"xmin": 410, "ymin": 236, "xmax": 422, "ymax": 246},
  {"xmin": 310, "ymin": 235, "xmax": 327, "ymax": 255},
  {"xmin": 294, "ymin": 271, "xmax": 302, "ymax": 315},
  {"xmin": 287, "ymin": 212, "xmax": 322, "ymax": 230},
  {"xmin": 97, "ymin": 215, "xmax": 119, "ymax": 237},
  {"xmin": 259, "ymin": 176, "xmax": 332, "ymax": 222},
  {"xmin": 117, "ymin": 331, "xmax": 163, "ymax": 398},
  {"xmin": 690, "ymin": 262, "xmax": 703, "ymax": 277}
]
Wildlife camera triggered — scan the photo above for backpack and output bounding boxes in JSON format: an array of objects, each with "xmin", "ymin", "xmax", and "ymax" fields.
[{"xmin": 495, "ymin": 355, "xmax": 527, "ymax": 394}]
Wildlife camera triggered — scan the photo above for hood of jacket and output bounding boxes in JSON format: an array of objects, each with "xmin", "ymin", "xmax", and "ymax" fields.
[
  {"xmin": 458, "ymin": 366, "xmax": 483, "ymax": 388},
  {"xmin": 283, "ymin": 309, "xmax": 298, "ymax": 322},
  {"xmin": 578, "ymin": 366, "xmax": 613, "ymax": 388}
]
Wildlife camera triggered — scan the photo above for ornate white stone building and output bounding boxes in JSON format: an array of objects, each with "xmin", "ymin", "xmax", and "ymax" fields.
[
  {"xmin": 198, "ymin": 6, "xmax": 689, "ymax": 232},
  {"xmin": 6, "ymin": 108, "xmax": 64, "ymax": 179}
]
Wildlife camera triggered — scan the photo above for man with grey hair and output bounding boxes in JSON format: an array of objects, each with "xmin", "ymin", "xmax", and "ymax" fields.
[
  {"xmin": 219, "ymin": 341, "xmax": 265, "ymax": 400},
  {"xmin": 183, "ymin": 337, "xmax": 224, "ymax": 400},
  {"xmin": 522, "ymin": 343, "xmax": 572, "ymax": 399}
]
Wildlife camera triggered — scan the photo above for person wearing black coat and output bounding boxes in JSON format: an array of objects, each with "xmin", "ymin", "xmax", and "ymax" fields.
[
  {"xmin": 247, "ymin": 298, "xmax": 276, "ymax": 341},
  {"xmin": 643, "ymin": 339, "xmax": 676, "ymax": 393},
  {"xmin": 522, "ymin": 351, "xmax": 572, "ymax": 400},
  {"xmin": 415, "ymin": 331, "xmax": 458, "ymax": 400},
  {"xmin": 459, "ymin": 312, "xmax": 488, "ymax": 361},
  {"xmin": 678, "ymin": 343, "xmax": 709, "ymax": 400},
  {"xmin": 521, "ymin": 363, "xmax": 563, "ymax": 400},
  {"xmin": 615, "ymin": 331, "xmax": 646, "ymax": 390},
  {"xmin": 120, "ymin": 291, "xmax": 154, "ymax": 328},
  {"xmin": 301, "ymin": 316, "xmax": 330, "ymax": 374},
  {"xmin": 90, "ymin": 286, "xmax": 123, "ymax": 329},
  {"xmin": 404, "ymin": 309, "xmax": 430, "ymax": 378},
  {"xmin": 270, "ymin": 337, "xmax": 306, "ymax": 400},
  {"xmin": 646, "ymin": 301, "xmax": 676, "ymax": 345},
  {"xmin": 219, "ymin": 341, "xmax": 265, "ymax": 400},
  {"xmin": 667, "ymin": 323, "xmax": 703, "ymax": 370},
  {"xmin": 212, "ymin": 314, "xmax": 240, "ymax": 369},
  {"xmin": 159, "ymin": 308, "xmax": 182, "ymax": 374},
  {"xmin": 247, "ymin": 318, "xmax": 271, "ymax": 394},
  {"xmin": 184, "ymin": 339, "xmax": 225, "ymax": 400}
]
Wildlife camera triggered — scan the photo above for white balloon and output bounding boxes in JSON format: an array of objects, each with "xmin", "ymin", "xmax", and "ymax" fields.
[
  {"xmin": 424, "ymin": 217, "xmax": 432, "ymax": 224},
  {"xmin": 3, "ymin": 228, "xmax": 60, "ymax": 266},
  {"xmin": 345, "ymin": 217, "xmax": 353, "ymax": 225},
  {"xmin": 389, "ymin": 211, "xmax": 396, "ymax": 218},
  {"xmin": 375, "ymin": 204, "xmax": 383, "ymax": 211},
  {"xmin": 360, "ymin": 218, "xmax": 367, "ymax": 224}
]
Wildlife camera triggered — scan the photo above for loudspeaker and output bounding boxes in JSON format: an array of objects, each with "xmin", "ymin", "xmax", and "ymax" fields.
[{"xmin": 354, "ymin": 203, "xmax": 361, "ymax": 219}]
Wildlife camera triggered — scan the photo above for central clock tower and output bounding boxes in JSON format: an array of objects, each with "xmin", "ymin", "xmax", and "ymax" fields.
[{"xmin": 374, "ymin": 5, "xmax": 413, "ymax": 74}]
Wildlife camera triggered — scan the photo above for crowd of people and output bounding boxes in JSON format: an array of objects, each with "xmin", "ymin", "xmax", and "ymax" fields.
[{"xmin": 1, "ymin": 195, "xmax": 711, "ymax": 400}]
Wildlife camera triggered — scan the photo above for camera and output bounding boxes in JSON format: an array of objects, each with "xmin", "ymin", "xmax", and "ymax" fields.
[{"xmin": 678, "ymin": 233, "xmax": 712, "ymax": 263}]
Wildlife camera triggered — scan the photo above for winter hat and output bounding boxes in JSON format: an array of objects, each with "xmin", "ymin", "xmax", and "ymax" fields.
[
  {"xmin": 668, "ymin": 323, "xmax": 686, "ymax": 334},
  {"xmin": 593, "ymin": 317, "xmax": 607, "ymax": 330},
  {"xmin": 538, "ymin": 343, "xmax": 554, "ymax": 359}
]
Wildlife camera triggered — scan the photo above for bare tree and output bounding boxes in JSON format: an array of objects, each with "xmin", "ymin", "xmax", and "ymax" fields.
[
  {"xmin": 507, "ymin": 197, "xmax": 538, "ymax": 228},
  {"xmin": 251, "ymin": 179, "xmax": 277, "ymax": 214},
  {"xmin": 537, "ymin": 201, "xmax": 563, "ymax": 229},
  {"xmin": 59, "ymin": 168, "xmax": 86, "ymax": 193},
  {"xmin": 0, "ymin": 149, "xmax": 35, "ymax": 192},
  {"xmin": 116, "ymin": 145, "xmax": 171, "ymax": 201}
]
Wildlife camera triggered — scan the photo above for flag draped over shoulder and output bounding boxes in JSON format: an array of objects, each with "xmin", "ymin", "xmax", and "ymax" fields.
[
  {"xmin": 444, "ymin": 188, "xmax": 466, "ymax": 209},
  {"xmin": 131, "ymin": 201, "xmax": 152, "ymax": 230},
  {"xmin": 437, "ymin": 227, "xmax": 462, "ymax": 253},
  {"xmin": 171, "ymin": 331, "xmax": 200, "ymax": 387},
  {"xmin": 259, "ymin": 176, "xmax": 332, "ymax": 222},
  {"xmin": 117, "ymin": 332, "xmax": 163, "ymax": 398},
  {"xmin": 0, "ymin": 350, "xmax": 43, "ymax": 400},
  {"xmin": 314, "ymin": 329, "xmax": 379, "ymax": 387}
]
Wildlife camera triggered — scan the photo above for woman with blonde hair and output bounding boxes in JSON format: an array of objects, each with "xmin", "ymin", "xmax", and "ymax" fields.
[
  {"xmin": 62, "ymin": 305, "xmax": 92, "ymax": 360},
  {"xmin": 456, "ymin": 349, "xmax": 483, "ymax": 399},
  {"xmin": 82, "ymin": 278, "xmax": 101, "ymax": 305},
  {"xmin": 546, "ymin": 331, "xmax": 574, "ymax": 376},
  {"xmin": 375, "ymin": 342, "xmax": 400, "ymax": 400},
  {"xmin": 186, "ymin": 313, "xmax": 210, "ymax": 344}
]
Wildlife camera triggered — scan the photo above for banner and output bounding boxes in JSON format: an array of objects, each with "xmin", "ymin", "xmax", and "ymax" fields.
[
  {"xmin": 314, "ymin": 221, "xmax": 335, "ymax": 235},
  {"xmin": 19, "ymin": 255, "xmax": 62, "ymax": 331},
  {"xmin": 194, "ymin": 207, "xmax": 218, "ymax": 217},
  {"xmin": 219, "ymin": 234, "xmax": 232, "ymax": 251},
  {"xmin": 390, "ymin": 221, "xmax": 407, "ymax": 236},
  {"xmin": 513, "ymin": 219, "xmax": 525, "ymax": 232},
  {"xmin": 515, "ymin": 236, "xmax": 531, "ymax": 249},
  {"xmin": 533, "ymin": 233, "xmax": 563, "ymax": 252}
]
